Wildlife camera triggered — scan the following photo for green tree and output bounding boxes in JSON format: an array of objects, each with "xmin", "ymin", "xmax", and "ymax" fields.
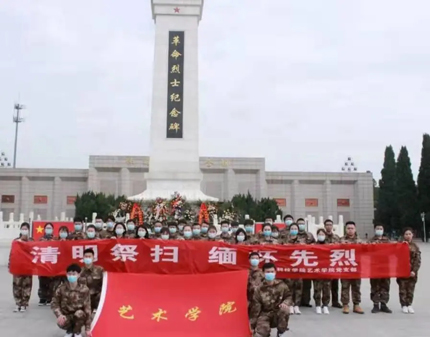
[
  {"xmin": 373, "ymin": 179, "xmax": 379, "ymax": 217},
  {"xmin": 417, "ymin": 133, "xmax": 430, "ymax": 239},
  {"xmin": 230, "ymin": 192, "xmax": 281, "ymax": 222},
  {"xmin": 396, "ymin": 146, "xmax": 419, "ymax": 231},
  {"xmin": 258, "ymin": 197, "xmax": 282, "ymax": 221},
  {"xmin": 375, "ymin": 146, "xmax": 398, "ymax": 232},
  {"xmin": 74, "ymin": 191, "xmax": 127, "ymax": 220}
]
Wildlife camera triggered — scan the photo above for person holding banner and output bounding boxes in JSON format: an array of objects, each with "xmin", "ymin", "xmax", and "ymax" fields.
[
  {"xmin": 38, "ymin": 222, "xmax": 55, "ymax": 306},
  {"xmin": 69, "ymin": 217, "xmax": 86, "ymax": 241},
  {"xmin": 93, "ymin": 216, "xmax": 104, "ymax": 238},
  {"xmin": 247, "ymin": 252, "xmax": 264, "ymax": 309},
  {"xmin": 219, "ymin": 220, "xmax": 232, "ymax": 243},
  {"xmin": 79, "ymin": 248, "xmax": 104, "ymax": 313},
  {"xmin": 313, "ymin": 228, "xmax": 331, "ymax": 315},
  {"xmin": 206, "ymin": 225, "xmax": 220, "ymax": 242},
  {"xmin": 397, "ymin": 227, "xmax": 421, "ymax": 314},
  {"xmin": 249, "ymin": 262, "xmax": 291, "ymax": 337},
  {"xmin": 234, "ymin": 228, "xmax": 248, "ymax": 245},
  {"xmin": 125, "ymin": 219, "xmax": 136, "ymax": 238},
  {"xmin": 182, "ymin": 224, "xmax": 193, "ymax": 240},
  {"xmin": 259, "ymin": 223, "xmax": 279, "ymax": 245},
  {"xmin": 112, "ymin": 223, "xmax": 127, "ymax": 239},
  {"xmin": 200, "ymin": 221, "xmax": 210, "ymax": 239},
  {"xmin": 167, "ymin": 221, "xmax": 183, "ymax": 240},
  {"xmin": 84, "ymin": 225, "xmax": 98, "ymax": 241},
  {"xmin": 11, "ymin": 222, "xmax": 33, "ymax": 313},
  {"xmin": 191, "ymin": 222, "xmax": 203, "ymax": 240},
  {"xmin": 135, "ymin": 225, "xmax": 150, "ymax": 239},
  {"xmin": 340, "ymin": 221, "xmax": 364, "ymax": 314},
  {"xmin": 104, "ymin": 215, "xmax": 116, "ymax": 238},
  {"xmin": 151, "ymin": 220, "xmax": 163, "ymax": 239},
  {"xmin": 159, "ymin": 227, "xmax": 171, "ymax": 241}
]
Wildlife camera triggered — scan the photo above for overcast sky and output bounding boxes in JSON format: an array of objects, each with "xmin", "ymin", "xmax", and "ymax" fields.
[{"xmin": 0, "ymin": 0, "xmax": 429, "ymax": 180}]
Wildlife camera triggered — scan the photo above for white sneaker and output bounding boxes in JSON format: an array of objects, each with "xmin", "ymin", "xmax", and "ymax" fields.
[
  {"xmin": 294, "ymin": 306, "xmax": 301, "ymax": 315},
  {"xmin": 323, "ymin": 306, "xmax": 330, "ymax": 314},
  {"xmin": 19, "ymin": 306, "xmax": 27, "ymax": 312},
  {"xmin": 408, "ymin": 306, "xmax": 415, "ymax": 314},
  {"xmin": 74, "ymin": 334, "xmax": 82, "ymax": 337},
  {"xmin": 316, "ymin": 306, "xmax": 322, "ymax": 314},
  {"xmin": 13, "ymin": 306, "xmax": 20, "ymax": 312},
  {"xmin": 289, "ymin": 306, "xmax": 295, "ymax": 315},
  {"xmin": 402, "ymin": 306, "xmax": 408, "ymax": 314}
]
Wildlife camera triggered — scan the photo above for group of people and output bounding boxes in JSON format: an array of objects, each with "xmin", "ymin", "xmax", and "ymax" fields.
[{"xmin": 11, "ymin": 214, "xmax": 421, "ymax": 337}]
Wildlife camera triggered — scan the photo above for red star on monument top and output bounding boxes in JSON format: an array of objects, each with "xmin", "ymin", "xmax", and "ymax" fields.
[{"xmin": 174, "ymin": 7, "xmax": 180, "ymax": 13}]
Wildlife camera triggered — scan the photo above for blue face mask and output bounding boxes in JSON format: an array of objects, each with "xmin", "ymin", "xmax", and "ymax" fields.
[
  {"xmin": 193, "ymin": 229, "xmax": 201, "ymax": 236},
  {"xmin": 237, "ymin": 235, "xmax": 245, "ymax": 242},
  {"xmin": 298, "ymin": 224, "xmax": 306, "ymax": 231},
  {"xmin": 201, "ymin": 227, "xmax": 208, "ymax": 233},
  {"xmin": 86, "ymin": 232, "xmax": 95, "ymax": 239},
  {"xmin": 290, "ymin": 229, "xmax": 298, "ymax": 236},
  {"xmin": 154, "ymin": 227, "xmax": 161, "ymax": 233},
  {"xmin": 74, "ymin": 224, "xmax": 82, "ymax": 231},
  {"xmin": 265, "ymin": 272, "xmax": 276, "ymax": 281},
  {"xmin": 169, "ymin": 227, "xmax": 177, "ymax": 234},
  {"xmin": 127, "ymin": 224, "xmax": 135, "ymax": 231},
  {"xmin": 45, "ymin": 228, "xmax": 53, "ymax": 235},
  {"xmin": 245, "ymin": 226, "xmax": 253, "ymax": 233},
  {"xmin": 59, "ymin": 232, "xmax": 68, "ymax": 239},
  {"xmin": 107, "ymin": 222, "xmax": 114, "ymax": 229},
  {"xmin": 375, "ymin": 229, "xmax": 383, "ymax": 236},
  {"xmin": 250, "ymin": 259, "xmax": 260, "ymax": 267},
  {"xmin": 184, "ymin": 231, "xmax": 192, "ymax": 238},
  {"xmin": 67, "ymin": 275, "xmax": 78, "ymax": 283},
  {"xmin": 231, "ymin": 227, "xmax": 238, "ymax": 233},
  {"xmin": 83, "ymin": 257, "xmax": 92, "ymax": 265},
  {"xmin": 285, "ymin": 220, "xmax": 293, "ymax": 225},
  {"xmin": 208, "ymin": 232, "xmax": 217, "ymax": 239},
  {"xmin": 95, "ymin": 222, "xmax": 103, "ymax": 229},
  {"xmin": 272, "ymin": 232, "xmax": 279, "ymax": 238},
  {"xmin": 221, "ymin": 227, "xmax": 229, "ymax": 233},
  {"xmin": 263, "ymin": 230, "xmax": 272, "ymax": 237}
]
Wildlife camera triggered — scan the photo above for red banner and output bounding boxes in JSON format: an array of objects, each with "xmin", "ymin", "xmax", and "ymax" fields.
[
  {"xmin": 91, "ymin": 271, "xmax": 250, "ymax": 337},
  {"xmin": 9, "ymin": 239, "xmax": 410, "ymax": 279},
  {"xmin": 32, "ymin": 221, "xmax": 74, "ymax": 240}
]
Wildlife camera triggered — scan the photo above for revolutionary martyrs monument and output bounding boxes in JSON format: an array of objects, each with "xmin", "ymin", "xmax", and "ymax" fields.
[{"xmin": 129, "ymin": 0, "xmax": 217, "ymax": 202}]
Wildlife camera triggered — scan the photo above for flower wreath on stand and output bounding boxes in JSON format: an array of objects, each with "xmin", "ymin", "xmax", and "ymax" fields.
[
  {"xmin": 170, "ymin": 192, "xmax": 186, "ymax": 220},
  {"xmin": 207, "ymin": 203, "xmax": 217, "ymax": 222},
  {"xmin": 130, "ymin": 203, "xmax": 144, "ymax": 225},
  {"xmin": 112, "ymin": 201, "xmax": 132, "ymax": 223},
  {"xmin": 150, "ymin": 198, "xmax": 169, "ymax": 223}
]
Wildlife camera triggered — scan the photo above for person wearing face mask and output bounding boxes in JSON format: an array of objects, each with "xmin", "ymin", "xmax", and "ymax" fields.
[
  {"xmin": 247, "ymin": 252, "xmax": 264, "ymax": 311},
  {"xmin": 124, "ymin": 219, "xmax": 136, "ymax": 238},
  {"xmin": 397, "ymin": 227, "xmax": 421, "ymax": 314},
  {"xmin": 191, "ymin": 223, "xmax": 203, "ymax": 240},
  {"xmin": 283, "ymin": 223, "xmax": 303, "ymax": 315},
  {"xmin": 271, "ymin": 225, "xmax": 281, "ymax": 242},
  {"xmin": 219, "ymin": 220, "xmax": 232, "ymax": 243},
  {"xmin": 167, "ymin": 221, "xmax": 183, "ymax": 240},
  {"xmin": 296, "ymin": 218, "xmax": 315, "ymax": 308},
  {"xmin": 69, "ymin": 217, "xmax": 86, "ymax": 241},
  {"xmin": 200, "ymin": 221, "xmax": 210, "ymax": 239},
  {"xmin": 112, "ymin": 223, "xmax": 127, "ymax": 239},
  {"xmin": 38, "ymin": 223, "xmax": 55, "ymax": 306},
  {"xmin": 249, "ymin": 262, "xmax": 291, "ymax": 337},
  {"xmin": 52, "ymin": 226, "xmax": 70, "ymax": 295},
  {"xmin": 234, "ymin": 228, "xmax": 248, "ymax": 245},
  {"xmin": 340, "ymin": 221, "xmax": 364, "ymax": 314},
  {"xmin": 52, "ymin": 263, "xmax": 93, "ymax": 337},
  {"xmin": 85, "ymin": 225, "xmax": 98, "ymax": 240},
  {"xmin": 11, "ymin": 222, "xmax": 33, "ymax": 313},
  {"xmin": 177, "ymin": 219, "xmax": 187, "ymax": 236},
  {"xmin": 368, "ymin": 223, "xmax": 392, "ymax": 313},
  {"xmin": 243, "ymin": 219, "xmax": 258, "ymax": 244},
  {"xmin": 206, "ymin": 225, "xmax": 219, "ymax": 241},
  {"xmin": 79, "ymin": 248, "xmax": 104, "ymax": 314},
  {"xmin": 104, "ymin": 215, "xmax": 116, "ymax": 238},
  {"xmin": 280, "ymin": 215, "xmax": 294, "ymax": 241},
  {"xmin": 182, "ymin": 224, "xmax": 193, "ymax": 241},
  {"xmin": 259, "ymin": 223, "xmax": 278, "ymax": 245},
  {"xmin": 93, "ymin": 216, "xmax": 105, "ymax": 238},
  {"xmin": 135, "ymin": 225, "xmax": 150, "ymax": 239},
  {"xmin": 151, "ymin": 221, "xmax": 163, "ymax": 239},
  {"xmin": 313, "ymin": 229, "xmax": 331, "ymax": 315},
  {"xmin": 230, "ymin": 221, "xmax": 240, "ymax": 235},
  {"xmin": 159, "ymin": 227, "xmax": 171, "ymax": 240},
  {"xmin": 323, "ymin": 219, "xmax": 342, "ymax": 308}
]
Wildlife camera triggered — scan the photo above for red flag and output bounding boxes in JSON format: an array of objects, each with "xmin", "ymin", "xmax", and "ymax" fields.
[
  {"xmin": 91, "ymin": 271, "xmax": 251, "ymax": 337},
  {"xmin": 32, "ymin": 221, "xmax": 74, "ymax": 240}
]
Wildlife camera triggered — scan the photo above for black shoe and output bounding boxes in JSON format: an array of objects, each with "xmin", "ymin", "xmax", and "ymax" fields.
[
  {"xmin": 380, "ymin": 303, "xmax": 392, "ymax": 313},
  {"xmin": 38, "ymin": 299, "xmax": 46, "ymax": 306},
  {"xmin": 371, "ymin": 304, "xmax": 380, "ymax": 313},
  {"xmin": 332, "ymin": 302, "xmax": 342, "ymax": 308}
]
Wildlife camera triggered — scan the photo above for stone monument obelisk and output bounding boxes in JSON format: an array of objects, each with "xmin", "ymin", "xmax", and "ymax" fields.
[{"xmin": 129, "ymin": 0, "xmax": 217, "ymax": 202}]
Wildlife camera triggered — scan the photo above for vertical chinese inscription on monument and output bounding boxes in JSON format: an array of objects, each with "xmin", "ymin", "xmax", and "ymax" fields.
[{"xmin": 167, "ymin": 31, "xmax": 185, "ymax": 138}]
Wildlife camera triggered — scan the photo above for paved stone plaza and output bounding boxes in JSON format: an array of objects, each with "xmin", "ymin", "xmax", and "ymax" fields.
[{"xmin": 0, "ymin": 244, "xmax": 428, "ymax": 336}]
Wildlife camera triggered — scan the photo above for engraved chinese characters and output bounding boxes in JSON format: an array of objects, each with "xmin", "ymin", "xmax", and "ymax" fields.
[{"xmin": 167, "ymin": 32, "xmax": 185, "ymax": 138}]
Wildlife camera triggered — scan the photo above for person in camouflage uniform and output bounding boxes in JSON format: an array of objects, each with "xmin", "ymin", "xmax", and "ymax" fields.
[
  {"xmin": 52, "ymin": 226, "xmax": 71, "ymax": 294},
  {"xmin": 112, "ymin": 223, "xmax": 127, "ymax": 239},
  {"xmin": 52, "ymin": 264, "xmax": 92, "ymax": 337},
  {"xmin": 125, "ymin": 219, "xmax": 137, "ymax": 238},
  {"xmin": 313, "ymin": 229, "xmax": 331, "ymax": 314},
  {"xmin": 191, "ymin": 223, "xmax": 203, "ymax": 241},
  {"xmin": 283, "ymin": 223, "xmax": 303, "ymax": 315},
  {"xmin": 182, "ymin": 224, "xmax": 193, "ymax": 241},
  {"xmin": 244, "ymin": 219, "xmax": 259, "ymax": 245},
  {"xmin": 136, "ymin": 225, "xmax": 150, "ymax": 239},
  {"xmin": 69, "ymin": 217, "xmax": 86, "ymax": 241},
  {"xmin": 259, "ymin": 223, "xmax": 279, "ymax": 245},
  {"xmin": 200, "ymin": 221, "xmax": 210, "ymax": 239},
  {"xmin": 79, "ymin": 248, "xmax": 104, "ymax": 312},
  {"xmin": 93, "ymin": 215, "xmax": 105, "ymax": 238},
  {"xmin": 38, "ymin": 222, "xmax": 56, "ymax": 306},
  {"xmin": 368, "ymin": 223, "xmax": 392, "ymax": 313},
  {"xmin": 103, "ymin": 215, "xmax": 116, "ymax": 239},
  {"xmin": 151, "ymin": 220, "xmax": 163, "ymax": 239},
  {"xmin": 323, "ymin": 219, "xmax": 342, "ymax": 308},
  {"xmin": 230, "ymin": 221, "xmax": 240, "ymax": 235},
  {"xmin": 279, "ymin": 214, "xmax": 294, "ymax": 242},
  {"xmin": 167, "ymin": 221, "xmax": 183, "ymax": 240},
  {"xmin": 249, "ymin": 262, "xmax": 291, "ymax": 337},
  {"xmin": 397, "ymin": 227, "xmax": 421, "ymax": 314},
  {"xmin": 177, "ymin": 219, "xmax": 187, "ymax": 236},
  {"xmin": 219, "ymin": 220, "xmax": 232, "ymax": 243},
  {"xmin": 11, "ymin": 222, "xmax": 33, "ymax": 312},
  {"xmin": 85, "ymin": 224, "xmax": 99, "ymax": 240},
  {"xmin": 206, "ymin": 225, "xmax": 220, "ymax": 242},
  {"xmin": 340, "ymin": 221, "xmax": 364, "ymax": 314},
  {"xmin": 248, "ymin": 252, "xmax": 264, "ymax": 310}
]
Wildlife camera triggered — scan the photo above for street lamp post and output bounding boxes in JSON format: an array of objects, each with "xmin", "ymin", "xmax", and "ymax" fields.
[
  {"xmin": 421, "ymin": 212, "xmax": 427, "ymax": 243},
  {"xmin": 13, "ymin": 103, "xmax": 25, "ymax": 168}
]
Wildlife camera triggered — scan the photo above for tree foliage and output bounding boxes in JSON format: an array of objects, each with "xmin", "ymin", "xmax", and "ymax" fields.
[
  {"xmin": 418, "ymin": 134, "xmax": 430, "ymax": 214},
  {"xmin": 230, "ymin": 192, "xmax": 282, "ymax": 221},
  {"xmin": 74, "ymin": 192, "xmax": 127, "ymax": 220}
]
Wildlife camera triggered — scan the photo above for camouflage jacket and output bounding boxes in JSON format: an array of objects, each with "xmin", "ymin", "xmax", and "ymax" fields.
[
  {"xmin": 258, "ymin": 237, "xmax": 279, "ymax": 245},
  {"xmin": 249, "ymin": 279, "xmax": 292, "ymax": 328},
  {"xmin": 246, "ymin": 234, "xmax": 260, "ymax": 245},
  {"xmin": 247, "ymin": 268, "xmax": 265, "ymax": 302},
  {"xmin": 51, "ymin": 282, "xmax": 92, "ymax": 330},
  {"xmin": 169, "ymin": 233, "xmax": 184, "ymax": 240},
  {"xmin": 125, "ymin": 231, "xmax": 135, "ymax": 239},
  {"xmin": 284, "ymin": 235, "xmax": 306, "ymax": 244},
  {"xmin": 218, "ymin": 233, "xmax": 232, "ymax": 243},
  {"xmin": 79, "ymin": 265, "xmax": 104, "ymax": 296},
  {"xmin": 279, "ymin": 228, "xmax": 289, "ymax": 241},
  {"xmin": 100, "ymin": 230, "xmax": 114, "ymax": 239},
  {"xmin": 325, "ymin": 232, "xmax": 340, "ymax": 243},
  {"xmin": 404, "ymin": 241, "xmax": 421, "ymax": 274},
  {"xmin": 368, "ymin": 235, "xmax": 390, "ymax": 243},
  {"xmin": 68, "ymin": 231, "xmax": 86, "ymax": 241},
  {"xmin": 340, "ymin": 235, "xmax": 362, "ymax": 244},
  {"xmin": 298, "ymin": 231, "xmax": 315, "ymax": 244},
  {"xmin": 39, "ymin": 235, "xmax": 54, "ymax": 242}
]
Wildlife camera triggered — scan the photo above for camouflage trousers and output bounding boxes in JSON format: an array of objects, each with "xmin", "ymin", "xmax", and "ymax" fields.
[
  {"xmin": 38, "ymin": 277, "xmax": 55, "ymax": 301},
  {"xmin": 341, "ymin": 279, "xmax": 361, "ymax": 305},
  {"xmin": 253, "ymin": 308, "xmax": 289, "ymax": 337},
  {"xmin": 370, "ymin": 278, "xmax": 390, "ymax": 304},
  {"xmin": 313, "ymin": 279, "xmax": 331, "ymax": 307},
  {"xmin": 285, "ymin": 279, "xmax": 303, "ymax": 306},
  {"xmin": 13, "ymin": 275, "xmax": 33, "ymax": 307},
  {"xmin": 397, "ymin": 276, "xmax": 417, "ymax": 306},
  {"xmin": 58, "ymin": 309, "xmax": 88, "ymax": 334},
  {"xmin": 301, "ymin": 279, "xmax": 312, "ymax": 305}
]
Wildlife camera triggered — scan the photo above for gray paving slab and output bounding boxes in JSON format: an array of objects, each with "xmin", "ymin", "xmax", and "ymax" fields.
[{"xmin": 0, "ymin": 244, "xmax": 429, "ymax": 337}]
